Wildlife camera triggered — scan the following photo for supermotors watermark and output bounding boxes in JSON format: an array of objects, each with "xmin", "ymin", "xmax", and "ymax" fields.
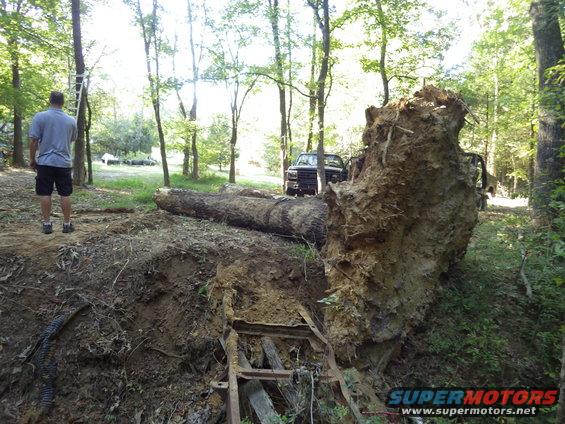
[{"xmin": 386, "ymin": 388, "xmax": 559, "ymax": 417}]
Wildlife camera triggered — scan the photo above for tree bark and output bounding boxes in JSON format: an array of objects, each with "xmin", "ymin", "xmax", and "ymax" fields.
[
  {"xmin": 135, "ymin": 0, "xmax": 169, "ymax": 186},
  {"xmin": 308, "ymin": 0, "xmax": 330, "ymax": 193},
  {"xmin": 530, "ymin": 0, "xmax": 564, "ymax": 220},
  {"xmin": 9, "ymin": 37, "xmax": 24, "ymax": 167},
  {"xmin": 187, "ymin": 0, "xmax": 199, "ymax": 180},
  {"xmin": 85, "ymin": 91, "xmax": 93, "ymax": 185},
  {"xmin": 268, "ymin": 0, "xmax": 289, "ymax": 187},
  {"xmin": 306, "ymin": 10, "xmax": 317, "ymax": 152},
  {"xmin": 71, "ymin": 0, "xmax": 86, "ymax": 186},
  {"xmin": 229, "ymin": 115, "xmax": 237, "ymax": 183},
  {"xmin": 375, "ymin": 0, "xmax": 389, "ymax": 106},
  {"xmin": 154, "ymin": 188, "xmax": 327, "ymax": 246}
]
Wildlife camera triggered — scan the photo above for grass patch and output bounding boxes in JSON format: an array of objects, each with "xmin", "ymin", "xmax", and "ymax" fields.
[
  {"xmin": 387, "ymin": 206, "xmax": 563, "ymax": 421},
  {"xmin": 83, "ymin": 170, "xmax": 280, "ymax": 209}
]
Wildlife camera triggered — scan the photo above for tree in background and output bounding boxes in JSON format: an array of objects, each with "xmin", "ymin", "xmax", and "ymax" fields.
[
  {"xmin": 92, "ymin": 113, "xmax": 157, "ymax": 156},
  {"xmin": 305, "ymin": 9, "xmax": 318, "ymax": 152},
  {"xmin": 128, "ymin": 0, "xmax": 170, "ymax": 187},
  {"xmin": 200, "ymin": 114, "xmax": 233, "ymax": 171},
  {"xmin": 307, "ymin": 0, "xmax": 330, "ymax": 192},
  {"xmin": 0, "ymin": 0, "xmax": 68, "ymax": 167},
  {"xmin": 205, "ymin": 0, "xmax": 259, "ymax": 183},
  {"xmin": 453, "ymin": 0, "xmax": 537, "ymax": 195},
  {"xmin": 186, "ymin": 0, "xmax": 203, "ymax": 180},
  {"xmin": 266, "ymin": 0, "xmax": 291, "ymax": 186},
  {"xmin": 71, "ymin": 0, "xmax": 87, "ymax": 186},
  {"xmin": 530, "ymin": 0, "xmax": 564, "ymax": 221},
  {"xmin": 341, "ymin": 0, "xmax": 451, "ymax": 106}
]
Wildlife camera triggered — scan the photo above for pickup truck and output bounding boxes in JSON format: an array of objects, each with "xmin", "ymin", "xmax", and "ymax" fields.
[{"xmin": 285, "ymin": 152, "xmax": 348, "ymax": 196}]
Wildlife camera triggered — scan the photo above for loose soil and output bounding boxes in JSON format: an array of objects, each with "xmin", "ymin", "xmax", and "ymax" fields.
[{"xmin": 0, "ymin": 169, "xmax": 329, "ymax": 423}]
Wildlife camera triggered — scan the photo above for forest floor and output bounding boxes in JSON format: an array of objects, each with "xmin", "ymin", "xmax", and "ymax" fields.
[{"xmin": 0, "ymin": 168, "xmax": 562, "ymax": 423}]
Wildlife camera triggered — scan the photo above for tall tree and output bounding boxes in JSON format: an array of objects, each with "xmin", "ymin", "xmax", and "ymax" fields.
[
  {"xmin": 0, "ymin": 0, "xmax": 64, "ymax": 167},
  {"xmin": 530, "ymin": 0, "xmax": 564, "ymax": 220},
  {"xmin": 307, "ymin": 0, "xmax": 330, "ymax": 192},
  {"xmin": 267, "ymin": 0, "xmax": 289, "ymax": 186},
  {"xmin": 342, "ymin": 0, "xmax": 450, "ymax": 106},
  {"xmin": 129, "ymin": 0, "xmax": 170, "ymax": 186},
  {"xmin": 187, "ymin": 0, "xmax": 201, "ymax": 180},
  {"xmin": 206, "ymin": 0, "xmax": 259, "ymax": 184},
  {"xmin": 71, "ymin": 0, "xmax": 86, "ymax": 186},
  {"xmin": 171, "ymin": 35, "xmax": 191, "ymax": 176},
  {"xmin": 305, "ymin": 9, "xmax": 317, "ymax": 152},
  {"xmin": 85, "ymin": 91, "xmax": 92, "ymax": 184}
]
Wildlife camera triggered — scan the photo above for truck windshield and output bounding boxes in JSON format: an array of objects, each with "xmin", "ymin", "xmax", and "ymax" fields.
[{"xmin": 295, "ymin": 154, "xmax": 344, "ymax": 168}]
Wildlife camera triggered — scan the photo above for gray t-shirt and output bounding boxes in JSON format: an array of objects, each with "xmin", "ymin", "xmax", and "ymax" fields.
[{"xmin": 29, "ymin": 108, "xmax": 77, "ymax": 168}]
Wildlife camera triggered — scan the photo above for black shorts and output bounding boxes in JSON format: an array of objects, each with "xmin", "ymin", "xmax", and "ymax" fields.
[{"xmin": 35, "ymin": 165, "xmax": 73, "ymax": 197}]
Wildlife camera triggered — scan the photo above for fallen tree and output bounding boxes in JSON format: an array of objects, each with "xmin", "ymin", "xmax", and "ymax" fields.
[
  {"xmin": 154, "ymin": 188, "xmax": 327, "ymax": 246},
  {"xmin": 323, "ymin": 86, "xmax": 478, "ymax": 365},
  {"xmin": 155, "ymin": 86, "xmax": 479, "ymax": 367}
]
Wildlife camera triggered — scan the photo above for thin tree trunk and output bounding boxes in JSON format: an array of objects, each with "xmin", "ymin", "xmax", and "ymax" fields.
[
  {"xmin": 182, "ymin": 146, "xmax": 190, "ymax": 176},
  {"xmin": 85, "ymin": 91, "xmax": 93, "ymax": 185},
  {"xmin": 528, "ymin": 76, "xmax": 537, "ymax": 204},
  {"xmin": 530, "ymin": 0, "xmax": 564, "ymax": 221},
  {"xmin": 9, "ymin": 38, "xmax": 24, "ymax": 167},
  {"xmin": 308, "ymin": 0, "xmax": 330, "ymax": 193},
  {"xmin": 71, "ymin": 0, "xmax": 86, "ymax": 186},
  {"xmin": 484, "ymin": 93, "xmax": 490, "ymax": 170},
  {"xmin": 172, "ymin": 36, "xmax": 190, "ymax": 176},
  {"xmin": 375, "ymin": 0, "xmax": 389, "ymax": 106},
  {"xmin": 187, "ymin": 0, "xmax": 199, "ymax": 180},
  {"xmin": 136, "ymin": 0, "xmax": 169, "ymax": 186},
  {"xmin": 268, "ymin": 0, "xmax": 288, "ymax": 187},
  {"xmin": 306, "ymin": 11, "xmax": 317, "ymax": 152},
  {"xmin": 286, "ymin": 0, "xmax": 293, "ymax": 156},
  {"xmin": 229, "ymin": 117, "xmax": 237, "ymax": 183},
  {"xmin": 488, "ymin": 63, "xmax": 499, "ymax": 176}
]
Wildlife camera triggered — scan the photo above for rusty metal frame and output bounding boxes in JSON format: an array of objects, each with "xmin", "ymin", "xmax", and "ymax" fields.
[{"xmin": 214, "ymin": 308, "xmax": 364, "ymax": 424}]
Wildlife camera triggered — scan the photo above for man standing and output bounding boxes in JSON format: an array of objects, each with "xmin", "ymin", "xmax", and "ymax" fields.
[{"xmin": 29, "ymin": 91, "xmax": 77, "ymax": 234}]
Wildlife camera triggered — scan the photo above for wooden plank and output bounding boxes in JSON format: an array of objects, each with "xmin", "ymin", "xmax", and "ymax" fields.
[
  {"xmin": 225, "ymin": 330, "xmax": 241, "ymax": 424},
  {"xmin": 239, "ymin": 353, "xmax": 280, "ymax": 424},
  {"xmin": 261, "ymin": 337, "xmax": 302, "ymax": 413}
]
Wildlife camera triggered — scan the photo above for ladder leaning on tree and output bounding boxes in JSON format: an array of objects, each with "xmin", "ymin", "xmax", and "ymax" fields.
[{"xmin": 66, "ymin": 72, "xmax": 90, "ymax": 120}]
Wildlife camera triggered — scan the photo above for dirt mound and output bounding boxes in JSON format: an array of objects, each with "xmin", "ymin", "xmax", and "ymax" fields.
[{"xmin": 323, "ymin": 86, "xmax": 478, "ymax": 366}]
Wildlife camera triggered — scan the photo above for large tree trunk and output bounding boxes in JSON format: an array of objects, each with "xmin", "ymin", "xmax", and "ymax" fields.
[
  {"xmin": 530, "ymin": 0, "xmax": 564, "ymax": 221},
  {"xmin": 71, "ymin": 0, "xmax": 86, "ymax": 186},
  {"xmin": 154, "ymin": 188, "xmax": 327, "ymax": 246},
  {"xmin": 156, "ymin": 87, "xmax": 480, "ymax": 367},
  {"xmin": 9, "ymin": 38, "xmax": 25, "ymax": 167}
]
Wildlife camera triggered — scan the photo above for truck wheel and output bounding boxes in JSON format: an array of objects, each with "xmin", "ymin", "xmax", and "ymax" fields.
[{"xmin": 285, "ymin": 187, "xmax": 296, "ymax": 196}]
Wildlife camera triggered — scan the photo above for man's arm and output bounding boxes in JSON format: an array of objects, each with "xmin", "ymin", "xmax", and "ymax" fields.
[{"xmin": 29, "ymin": 138, "xmax": 38, "ymax": 169}]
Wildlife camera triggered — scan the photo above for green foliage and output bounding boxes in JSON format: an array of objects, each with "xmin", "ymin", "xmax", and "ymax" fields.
[
  {"xmin": 446, "ymin": 0, "xmax": 536, "ymax": 194},
  {"xmin": 0, "ymin": 0, "xmax": 70, "ymax": 136},
  {"xmin": 262, "ymin": 134, "xmax": 280, "ymax": 175},
  {"xmin": 408, "ymin": 207, "xmax": 563, "ymax": 388},
  {"xmin": 289, "ymin": 243, "xmax": 317, "ymax": 261},
  {"xmin": 91, "ymin": 114, "xmax": 157, "ymax": 156},
  {"xmin": 339, "ymin": 0, "xmax": 453, "ymax": 100},
  {"xmin": 200, "ymin": 114, "xmax": 234, "ymax": 170}
]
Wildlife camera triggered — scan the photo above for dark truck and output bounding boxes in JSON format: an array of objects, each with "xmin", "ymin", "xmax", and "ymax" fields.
[{"xmin": 285, "ymin": 152, "xmax": 348, "ymax": 196}]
